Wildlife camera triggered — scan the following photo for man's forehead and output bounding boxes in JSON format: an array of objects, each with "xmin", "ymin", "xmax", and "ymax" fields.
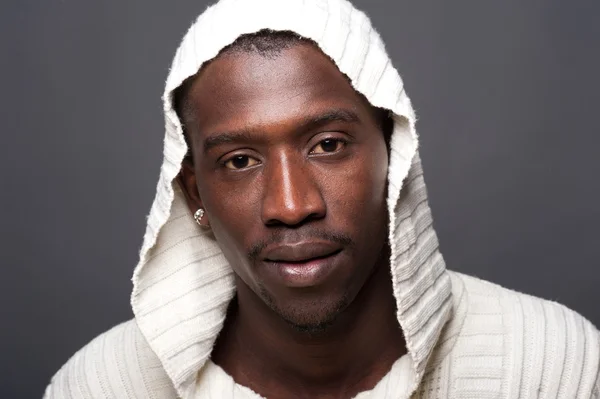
[
  {"xmin": 186, "ymin": 43, "xmax": 373, "ymax": 133},
  {"xmin": 194, "ymin": 43, "xmax": 345, "ymax": 96}
]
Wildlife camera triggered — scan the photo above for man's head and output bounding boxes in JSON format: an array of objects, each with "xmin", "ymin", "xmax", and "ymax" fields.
[{"xmin": 175, "ymin": 30, "xmax": 393, "ymax": 332}]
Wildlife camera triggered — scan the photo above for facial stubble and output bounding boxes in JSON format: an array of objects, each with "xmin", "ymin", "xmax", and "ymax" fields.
[{"xmin": 257, "ymin": 282, "xmax": 352, "ymax": 335}]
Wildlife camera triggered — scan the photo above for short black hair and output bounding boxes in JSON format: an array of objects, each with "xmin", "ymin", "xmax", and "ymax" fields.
[{"xmin": 172, "ymin": 29, "xmax": 393, "ymax": 159}]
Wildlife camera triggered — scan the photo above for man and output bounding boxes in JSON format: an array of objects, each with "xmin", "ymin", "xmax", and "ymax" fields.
[{"xmin": 45, "ymin": 0, "xmax": 600, "ymax": 397}]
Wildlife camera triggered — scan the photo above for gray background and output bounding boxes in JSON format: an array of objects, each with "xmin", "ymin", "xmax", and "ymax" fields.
[{"xmin": 1, "ymin": 0, "xmax": 598, "ymax": 397}]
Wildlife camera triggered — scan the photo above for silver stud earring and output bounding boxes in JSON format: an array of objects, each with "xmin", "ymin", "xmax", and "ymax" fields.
[{"xmin": 193, "ymin": 208, "xmax": 205, "ymax": 226}]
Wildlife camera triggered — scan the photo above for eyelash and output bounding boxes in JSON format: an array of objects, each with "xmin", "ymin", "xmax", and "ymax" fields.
[{"xmin": 220, "ymin": 137, "xmax": 349, "ymax": 171}]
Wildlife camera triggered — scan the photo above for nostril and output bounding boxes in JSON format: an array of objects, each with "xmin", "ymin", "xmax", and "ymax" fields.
[{"xmin": 263, "ymin": 212, "xmax": 321, "ymax": 228}]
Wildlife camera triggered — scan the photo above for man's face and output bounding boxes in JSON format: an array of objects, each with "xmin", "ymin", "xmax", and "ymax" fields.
[{"xmin": 180, "ymin": 43, "xmax": 390, "ymax": 330}]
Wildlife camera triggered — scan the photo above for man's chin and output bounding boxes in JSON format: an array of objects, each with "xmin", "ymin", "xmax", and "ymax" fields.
[
  {"xmin": 259, "ymin": 286, "xmax": 352, "ymax": 334},
  {"xmin": 281, "ymin": 310, "xmax": 347, "ymax": 334}
]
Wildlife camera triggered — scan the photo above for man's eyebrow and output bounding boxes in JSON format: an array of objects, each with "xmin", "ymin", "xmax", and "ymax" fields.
[
  {"xmin": 203, "ymin": 130, "xmax": 256, "ymax": 154},
  {"xmin": 202, "ymin": 108, "xmax": 361, "ymax": 154},
  {"xmin": 298, "ymin": 108, "xmax": 361, "ymax": 131}
]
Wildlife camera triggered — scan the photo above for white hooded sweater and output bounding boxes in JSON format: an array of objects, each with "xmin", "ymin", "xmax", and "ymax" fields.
[{"xmin": 44, "ymin": 0, "xmax": 600, "ymax": 398}]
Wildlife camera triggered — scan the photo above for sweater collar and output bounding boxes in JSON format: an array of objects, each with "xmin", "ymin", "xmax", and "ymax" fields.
[{"xmin": 130, "ymin": 0, "xmax": 452, "ymax": 397}]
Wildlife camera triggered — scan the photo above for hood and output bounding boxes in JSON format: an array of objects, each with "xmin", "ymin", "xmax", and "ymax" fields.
[{"xmin": 130, "ymin": 0, "xmax": 452, "ymax": 397}]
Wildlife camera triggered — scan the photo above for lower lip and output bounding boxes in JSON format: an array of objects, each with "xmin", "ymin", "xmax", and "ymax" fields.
[{"xmin": 266, "ymin": 251, "xmax": 342, "ymax": 288}]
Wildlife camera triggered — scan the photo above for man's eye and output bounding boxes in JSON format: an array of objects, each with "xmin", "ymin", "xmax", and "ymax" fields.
[
  {"xmin": 310, "ymin": 138, "xmax": 346, "ymax": 154},
  {"xmin": 223, "ymin": 155, "xmax": 260, "ymax": 170}
]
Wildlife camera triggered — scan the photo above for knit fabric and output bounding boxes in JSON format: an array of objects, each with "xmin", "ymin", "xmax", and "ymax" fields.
[
  {"xmin": 44, "ymin": 0, "xmax": 600, "ymax": 397},
  {"xmin": 44, "ymin": 271, "xmax": 600, "ymax": 398}
]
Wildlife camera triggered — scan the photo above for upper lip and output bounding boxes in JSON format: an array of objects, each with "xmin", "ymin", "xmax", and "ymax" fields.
[{"xmin": 263, "ymin": 241, "xmax": 342, "ymax": 263}]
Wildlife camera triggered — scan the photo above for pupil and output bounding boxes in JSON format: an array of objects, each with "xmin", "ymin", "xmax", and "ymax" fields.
[
  {"xmin": 232, "ymin": 156, "xmax": 249, "ymax": 168},
  {"xmin": 322, "ymin": 139, "xmax": 337, "ymax": 152}
]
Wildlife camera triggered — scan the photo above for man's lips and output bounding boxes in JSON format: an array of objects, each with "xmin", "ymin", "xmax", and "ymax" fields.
[
  {"xmin": 260, "ymin": 241, "xmax": 345, "ymax": 287},
  {"xmin": 262, "ymin": 241, "xmax": 342, "ymax": 263}
]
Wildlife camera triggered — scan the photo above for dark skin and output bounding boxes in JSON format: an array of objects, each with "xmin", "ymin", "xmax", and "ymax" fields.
[{"xmin": 177, "ymin": 43, "xmax": 406, "ymax": 398}]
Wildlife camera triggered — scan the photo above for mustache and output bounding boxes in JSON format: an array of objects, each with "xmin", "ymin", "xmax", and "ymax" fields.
[{"xmin": 248, "ymin": 229, "xmax": 353, "ymax": 261}]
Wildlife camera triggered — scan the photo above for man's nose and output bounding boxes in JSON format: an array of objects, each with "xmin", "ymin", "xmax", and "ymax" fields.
[{"xmin": 261, "ymin": 153, "xmax": 326, "ymax": 226}]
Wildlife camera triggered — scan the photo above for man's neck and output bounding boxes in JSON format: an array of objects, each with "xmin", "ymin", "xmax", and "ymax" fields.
[{"xmin": 211, "ymin": 261, "xmax": 406, "ymax": 399}]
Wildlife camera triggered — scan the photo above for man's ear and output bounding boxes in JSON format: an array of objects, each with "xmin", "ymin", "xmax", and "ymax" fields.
[{"xmin": 176, "ymin": 158, "xmax": 210, "ymax": 227}]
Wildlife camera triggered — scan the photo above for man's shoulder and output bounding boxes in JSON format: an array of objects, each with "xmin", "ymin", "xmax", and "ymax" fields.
[
  {"xmin": 44, "ymin": 319, "xmax": 177, "ymax": 399},
  {"xmin": 446, "ymin": 271, "xmax": 600, "ymax": 398}
]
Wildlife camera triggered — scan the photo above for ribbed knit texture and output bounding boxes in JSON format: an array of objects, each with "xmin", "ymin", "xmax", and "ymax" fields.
[
  {"xmin": 44, "ymin": 271, "xmax": 600, "ymax": 398},
  {"xmin": 44, "ymin": 0, "xmax": 600, "ymax": 397}
]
